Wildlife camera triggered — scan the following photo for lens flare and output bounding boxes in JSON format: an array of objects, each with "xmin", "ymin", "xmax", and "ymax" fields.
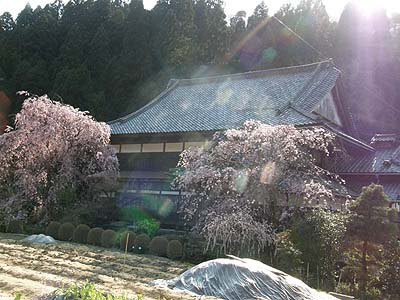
[
  {"xmin": 260, "ymin": 161, "xmax": 276, "ymax": 184},
  {"xmin": 234, "ymin": 170, "xmax": 249, "ymax": 193},
  {"xmin": 262, "ymin": 47, "xmax": 278, "ymax": 64},
  {"xmin": 352, "ymin": 0, "xmax": 395, "ymax": 17},
  {"xmin": 216, "ymin": 82, "xmax": 233, "ymax": 105}
]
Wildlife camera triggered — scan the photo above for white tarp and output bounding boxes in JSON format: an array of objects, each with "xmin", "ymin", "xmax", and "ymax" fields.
[
  {"xmin": 24, "ymin": 234, "xmax": 57, "ymax": 244},
  {"xmin": 153, "ymin": 256, "xmax": 338, "ymax": 300}
]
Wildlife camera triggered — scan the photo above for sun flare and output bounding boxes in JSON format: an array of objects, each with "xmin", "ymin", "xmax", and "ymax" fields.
[{"xmin": 351, "ymin": 0, "xmax": 400, "ymax": 17}]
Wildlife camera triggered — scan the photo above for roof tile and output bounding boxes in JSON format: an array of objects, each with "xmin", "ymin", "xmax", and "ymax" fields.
[
  {"xmin": 109, "ymin": 61, "xmax": 340, "ymax": 135},
  {"xmin": 337, "ymin": 145, "xmax": 400, "ymax": 174}
]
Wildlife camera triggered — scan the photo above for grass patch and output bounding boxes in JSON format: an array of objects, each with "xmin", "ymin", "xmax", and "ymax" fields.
[{"xmin": 55, "ymin": 281, "xmax": 143, "ymax": 300}]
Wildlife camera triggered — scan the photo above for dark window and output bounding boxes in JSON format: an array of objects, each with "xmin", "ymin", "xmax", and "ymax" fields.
[{"xmin": 117, "ymin": 152, "xmax": 180, "ymax": 171}]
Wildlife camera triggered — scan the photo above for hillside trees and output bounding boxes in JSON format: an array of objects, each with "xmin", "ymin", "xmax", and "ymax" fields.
[
  {"xmin": 174, "ymin": 121, "xmax": 342, "ymax": 255},
  {"xmin": 291, "ymin": 0, "xmax": 333, "ymax": 61},
  {"xmin": 0, "ymin": 12, "xmax": 15, "ymax": 31},
  {"xmin": 163, "ymin": 0, "xmax": 197, "ymax": 66},
  {"xmin": 247, "ymin": 1, "xmax": 268, "ymax": 30},
  {"xmin": 234, "ymin": 0, "xmax": 334, "ymax": 70},
  {"xmin": 0, "ymin": 0, "xmax": 233, "ymax": 123},
  {"xmin": 0, "ymin": 93, "xmax": 119, "ymax": 223},
  {"xmin": 228, "ymin": 10, "xmax": 247, "ymax": 68},
  {"xmin": 194, "ymin": 0, "xmax": 229, "ymax": 64},
  {"xmin": 0, "ymin": 0, "xmax": 400, "ymax": 136},
  {"xmin": 106, "ymin": 0, "xmax": 153, "ymax": 117},
  {"xmin": 334, "ymin": 3, "xmax": 400, "ymax": 137}
]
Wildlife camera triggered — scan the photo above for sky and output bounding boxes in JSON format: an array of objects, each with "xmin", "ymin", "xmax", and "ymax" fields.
[{"xmin": 1, "ymin": 0, "xmax": 400, "ymax": 21}]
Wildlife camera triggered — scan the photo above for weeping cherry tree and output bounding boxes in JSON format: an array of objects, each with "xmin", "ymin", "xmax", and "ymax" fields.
[
  {"xmin": 174, "ymin": 120, "xmax": 344, "ymax": 256},
  {"xmin": 0, "ymin": 93, "xmax": 119, "ymax": 223}
]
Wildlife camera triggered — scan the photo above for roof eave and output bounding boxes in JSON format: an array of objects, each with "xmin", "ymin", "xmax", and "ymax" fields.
[
  {"xmin": 323, "ymin": 124, "xmax": 374, "ymax": 152},
  {"xmin": 339, "ymin": 172, "xmax": 400, "ymax": 176}
]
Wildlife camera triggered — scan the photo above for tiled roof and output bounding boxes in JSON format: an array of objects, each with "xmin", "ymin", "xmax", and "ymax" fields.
[
  {"xmin": 384, "ymin": 183, "xmax": 400, "ymax": 201},
  {"xmin": 344, "ymin": 181, "xmax": 400, "ymax": 201},
  {"xmin": 371, "ymin": 133, "xmax": 398, "ymax": 143},
  {"xmin": 337, "ymin": 145, "xmax": 400, "ymax": 174},
  {"xmin": 109, "ymin": 61, "xmax": 341, "ymax": 135}
]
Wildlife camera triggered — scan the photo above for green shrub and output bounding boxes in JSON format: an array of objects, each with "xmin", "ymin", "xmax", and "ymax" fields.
[
  {"xmin": 274, "ymin": 231, "xmax": 302, "ymax": 277},
  {"xmin": 73, "ymin": 224, "xmax": 90, "ymax": 243},
  {"xmin": 76, "ymin": 208, "xmax": 97, "ymax": 227},
  {"xmin": 133, "ymin": 233, "xmax": 150, "ymax": 253},
  {"xmin": 0, "ymin": 211, "xmax": 6, "ymax": 232},
  {"xmin": 167, "ymin": 240, "xmax": 183, "ymax": 260},
  {"xmin": 58, "ymin": 223, "xmax": 75, "ymax": 241},
  {"xmin": 55, "ymin": 280, "xmax": 134, "ymax": 299},
  {"xmin": 120, "ymin": 231, "xmax": 135, "ymax": 252},
  {"xmin": 45, "ymin": 221, "xmax": 61, "ymax": 239},
  {"xmin": 149, "ymin": 236, "xmax": 168, "ymax": 257},
  {"xmin": 161, "ymin": 234, "xmax": 185, "ymax": 243},
  {"xmin": 78, "ymin": 198, "xmax": 119, "ymax": 227},
  {"xmin": 135, "ymin": 218, "xmax": 160, "ymax": 237},
  {"xmin": 119, "ymin": 205, "xmax": 146, "ymax": 223},
  {"xmin": 7, "ymin": 219, "xmax": 24, "ymax": 234},
  {"xmin": 87, "ymin": 227, "xmax": 104, "ymax": 246},
  {"xmin": 335, "ymin": 283, "xmax": 356, "ymax": 298},
  {"xmin": 57, "ymin": 186, "xmax": 77, "ymax": 209},
  {"xmin": 26, "ymin": 224, "xmax": 45, "ymax": 235},
  {"xmin": 101, "ymin": 229, "xmax": 117, "ymax": 248}
]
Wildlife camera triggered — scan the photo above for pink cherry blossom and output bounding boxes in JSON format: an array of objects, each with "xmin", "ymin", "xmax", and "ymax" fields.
[
  {"xmin": 0, "ymin": 94, "xmax": 119, "ymax": 223},
  {"xmin": 174, "ymin": 120, "xmax": 344, "ymax": 255}
]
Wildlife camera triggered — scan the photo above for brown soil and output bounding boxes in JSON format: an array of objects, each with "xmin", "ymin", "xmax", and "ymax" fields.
[{"xmin": 0, "ymin": 233, "xmax": 208, "ymax": 300}]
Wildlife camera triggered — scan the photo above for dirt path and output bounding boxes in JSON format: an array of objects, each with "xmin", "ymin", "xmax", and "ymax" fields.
[{"xmin": 0, "ymin": 233, "xmax": 204, "ymax": 300}]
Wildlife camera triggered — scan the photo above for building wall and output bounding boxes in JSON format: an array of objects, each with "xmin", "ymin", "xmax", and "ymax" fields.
[
  {"xmin": 313, "ymin": 92, "xmax": 343, "ymax": 127},
  {"xmin": 111, "ymin": 134, "xmax": 212, "ymax": 228}
]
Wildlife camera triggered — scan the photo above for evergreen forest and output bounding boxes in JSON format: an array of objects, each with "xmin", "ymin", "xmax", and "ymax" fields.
[{"xmin": 1, "ymin": 0, "xmax": 400, "ymax": 138}]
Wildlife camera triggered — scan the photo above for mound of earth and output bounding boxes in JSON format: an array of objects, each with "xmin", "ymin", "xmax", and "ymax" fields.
[{"xmin": 153, "ymin": 256, "xmax": 338, "ymax": 300}]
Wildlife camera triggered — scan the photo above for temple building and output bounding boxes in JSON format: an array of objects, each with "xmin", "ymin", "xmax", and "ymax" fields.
[{"xmin": 108, "ymin": 60, "xmax": 400, "ymax": 225}]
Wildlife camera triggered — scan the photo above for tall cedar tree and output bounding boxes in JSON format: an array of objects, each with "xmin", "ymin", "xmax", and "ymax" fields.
[
  {"xmin": 346, "ymin": 184, "xmax": 398, "ymax": 300},
  {"xmin": 247, "ymin": 1, "xmax": 268, "ymax": 30},
  {"xmin": 194, "ymin": 0, "xmax": 229, "ymax": 64}
]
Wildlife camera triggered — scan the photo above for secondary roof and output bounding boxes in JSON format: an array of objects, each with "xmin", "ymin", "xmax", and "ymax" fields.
[{"xmin": 337, "ymin": 144, "xmax": 400, "ymax": 174}]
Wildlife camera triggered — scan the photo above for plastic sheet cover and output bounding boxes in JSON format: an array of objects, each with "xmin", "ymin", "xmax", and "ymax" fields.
[
  {"xmin": 153, "ymin": 256, "xmax": 338, "ymax": 300},
  {"xmin": 24, "ymin": 234, "xmax": 57, "ymax": 244}
]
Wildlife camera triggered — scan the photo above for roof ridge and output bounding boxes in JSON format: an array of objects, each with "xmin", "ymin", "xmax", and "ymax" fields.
[
  {"xmin": 324, "ymin": 124, "xmax": 375, "ymax": 152},
  {"xmin": 277, "ymin": 61, "xmax": 326, "ymax": 116},
  {"xmin": 286, "ymin": 105, "xmax": 317, "ymax": 122},
  {"xmin": 391, "ymin": 145, "xmax": 400, "ymax": 164},
  {"xmin": 296, "ymin": 63, "xmax": 332, "ymax": 105},
  {"xmin": 177, "ymin": 60, "xmax": 336, "ymax": 86}
]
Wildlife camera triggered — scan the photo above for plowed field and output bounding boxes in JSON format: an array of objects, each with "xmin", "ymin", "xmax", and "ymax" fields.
[{"xmin": 0, "ymin": 233, "xmax": 202, "ymax": 300}]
